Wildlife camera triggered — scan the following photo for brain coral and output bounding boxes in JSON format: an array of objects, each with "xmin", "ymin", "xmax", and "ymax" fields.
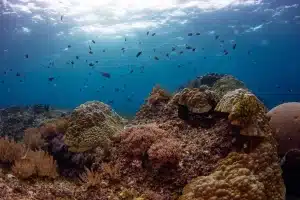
[
  {"xmin": 212, "ymin": 75, "xmax": 246, "ymax": 98},
  {"xmin": 64, "ymin": 101, "xmax": 126, "ymax": 152},
  {"xmin": 267, "ymin": 102, "xmax": 300, "ymax": 156},
  {"xmin": 179, "ymin": 141, "xmax": 285, "ymax": 200},
  {"xmin": 170, "ymin": 88, "xmax": 218, "ymax": 113},
  {"xmin": 215, "ymin": 88, "xmax": 268, "ymax": 137}
]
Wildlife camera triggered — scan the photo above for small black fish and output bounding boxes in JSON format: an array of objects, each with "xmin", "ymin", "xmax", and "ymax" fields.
[
  {"xmin": 288, "ymin": 89, "xmax": 293, "ymax": 92},
  {"xmin": 147, "ymin": 31, "xmax": 149, "ymax": 35},
  {"xmin": 85, "ymin": 60, "xmax": 88, "ymax": 63},
  {"xmin": 115, "ymin": 88, "xmax": 120, "ymax": 92},
  {"xmin": 101, "ymin": 72, "xmax": 111, "ymax": 78},
  {"xmin": 202, "ymin": 48, "xmax": 205, "ymax": 50},
  {"xmin": 125, "ymin": 37, "xmax": 127, "ymax": 41},
  {"xmin": 68, "ymin": 45, "xmax": 71, "ymax": 48},
  {"xmin": 151, "ymin": 33, "xmax": 156, "ymax": 36},
  {"xmin": 154, "ymin": 56, "xmax": 159, "ymax": 60},
  {"xmin": 188, "ymin": 33, "xmax": 193, "ymax": 36},
  {"xmin": 121, "ymin": 47, "xmax": 125, "ymax": 51},
  {"xmin": 136, "ymin": 51, "xmax": 142, "ymax": 57},
  {"xmin": 89, "ymin": 63, "xmax": 94, "ymax": 67},
  {"xmin": 16, "ymin": 72, "xmax": 21, "ymax": 77},
  {"xmin": 172, "ymin": 47, "xmax": 176, "ymax": 51},
  {"xmin": 130, "ymin": 69, "xmax": 134, "ymax": 74},
  {"xmin": 196, "ymin": 32, "xmax": 200, "ymax": 35},
  {"xmin": 215, "ymin": 35, "xmax": 219, "ymax": 40},
  {"xmin": 166, "ymin": 53, "xmax": 169, "ymax": 57},
  {"xmin": 204, "ymin": 56, "xmax": 207, "ymax": 59},
  {"xmin": 102, "ymin": 49, "xmax": 106, "ymax": 52},
  {"xmin": 92, "ymin": 40, "xmax": 95, "ymax": 44},
  {"xmin": 24, "ymin": 54, "xmax": 29, "ymax": 58},
  {"xmin": 61, "ymin": 15, "xmax": 63, "ymax": 21},
  {"xmin": 71, "ymin": 61, "xmax": 74, "ymax": 65},
  {"xmin": 233, "ymin": 43, "xmax": 237, "ymax": 50},
  {"xmin": 248, "ymin": 50, "xmax": 252, "ymax": 55},
  {"xmin": 224, "ymin": 50, "xmax": 229, "ymax": 55},
  {"xmin": 95, "ymin": 61, "xmax": 99, "ymax": 63},
  {"xmin": 192, "ymin": 48, "xmax": 196, "ymax": 52},
  {"xmin": 89, "ymin": 45, "xmax": 92, "ymax": 51},
  {"xmin": 89, "ymin": 51, "xmax": 93, "ymax": 54},
  {"xmin": 186, "ymin": 45, "xmax": 192, "ymax": 50},
  {"xmin": 108, "ymin": 100, "xmax": 114, "ymax": 104},
  {"xmin": 48, "ymin": 77, "xmax": 55, "ymax": 82},
  {"xmin": 177, "ymin": 65, "xmax": 181, "ymax": 68},
  {"xmin": 76, "ymin": 56, "xmax": 79, "ymax": 59},
  {"xmin": 179, "ymin": 51, "xmax": 183, "ymax": 54},
  {"xmin": 153, "ymin": 48, "xmax": 156, "ymax": 52}
]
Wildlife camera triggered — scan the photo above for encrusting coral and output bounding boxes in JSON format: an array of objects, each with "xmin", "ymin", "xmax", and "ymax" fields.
[
  {"xmin": 211, "ymin": 75, "xmax": 246, "ymax": 98},
  {"xmin": 64, "ymin": 101, "xmax": 126, "ymax": 152}
]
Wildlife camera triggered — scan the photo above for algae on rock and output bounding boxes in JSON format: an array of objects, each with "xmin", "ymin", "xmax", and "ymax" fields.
[{"xmin": 64, "ymin": 101, "xmax": 127, "ymax": 152}]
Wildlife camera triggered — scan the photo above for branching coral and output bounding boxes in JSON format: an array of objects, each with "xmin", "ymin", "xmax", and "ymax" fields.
[
  {"xmin": 0, "ymin": 137, "xmax": 25, "ymax": 164},
  {"xmin": 64, "ymin": 101, "xmax": 126, "ymax": 152},
  {"xmin": 79, "ymin": 166, "xmax": 102, "ymax": 189},
  {"xmin": 23, "ymin": 127, "xmax": 44, "ymax": 150},
  {"xmin": 215, "ymin": 88, "xmax": 268, "ymax": 137},
  {"xmin": 147, "ymin": 85, "xmax": 172, "ymax": 105},
  {"xmin": 12, "ymin": 150, "xmax": 58, "ymax": 179}
]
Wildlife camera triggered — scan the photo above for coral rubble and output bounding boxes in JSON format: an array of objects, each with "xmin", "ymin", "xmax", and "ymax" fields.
[{"xmin": 0, "ymin": 75, "xmax": 285, "ymax": 200}]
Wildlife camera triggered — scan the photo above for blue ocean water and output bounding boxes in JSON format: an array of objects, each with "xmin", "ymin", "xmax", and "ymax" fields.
[{"xmin": 0, "ymin": 0, "xmax": 300, "ymax": 116}]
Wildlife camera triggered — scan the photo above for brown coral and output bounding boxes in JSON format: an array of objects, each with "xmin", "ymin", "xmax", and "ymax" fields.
[
  {"xmin": 64, "ymin": 101, "xmax": 126, "ymax": 152},
  {"xmin": 170, "ymin": 88, "xmax": 218, "ymax": 114},
  {"xmin": 211, "ymin": 75, "xmax": 246, "ymax": 98},
  {"xmin": 147, "ymin": 85, "xmax": 172, "ymax": 105},
  {"xmin": 23, "ymin": 128, "xmax": 44, "ymax": 150},
  {"xmin": 267, "ymin": 102, "xmax": 300, "ymax": 156},
  {"xmin": 179, "ymin": 140, "xmax": 285, "ymax": 200},
  {"xmin": 0, "ymin": 137, "xmax": 25, "ymax": 164}
]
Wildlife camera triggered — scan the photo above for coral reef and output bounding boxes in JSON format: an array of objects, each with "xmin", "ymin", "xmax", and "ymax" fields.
[
  {"xmin": 64, "ymin": 101, "xmax": 126, "ymax": 152},
  {"xmin": 267, "ymin": 102, "xmax": 300, "ymax": 156},
  {"xmin": 181, "ymin": 73, "xmax": 226, "ymax": 89},
  {"xmin": 0, "ymin": 105, "xmax": 69, "ymax": 141},
  {"xmin": 0, "ymin": 75, "xmax": 285, "ymax": 200}
]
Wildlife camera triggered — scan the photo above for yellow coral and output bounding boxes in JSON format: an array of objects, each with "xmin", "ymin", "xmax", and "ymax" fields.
[
  {"xmin": 64, "ymin": 101, "xmax": 126, "ymax": 152},
  {"xmin": 179, "ymin": 140, "xmax": 285, "ymax": 200},
  {"xmin": 215, "ymin": 89, "xmax": 268, "ymax": 137}
]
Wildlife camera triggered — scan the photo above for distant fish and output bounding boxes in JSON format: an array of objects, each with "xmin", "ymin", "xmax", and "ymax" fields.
[
  {"xmin": 76, "ymin": 56, "xmax": 79, "ymax": 59},
  {"xmin": 24, "ymin": 54, "xmax": 29, "ymax": 58},
  {"xmin": 146, "ymin": 31, "xmax": 149, "ymax": 35},
  {"xmin": 224, "ymin": 50, "xmax": 229, "ymax": 55},
  {"xmin": 233, "ymin": 43, "xmax": 237, "ymax": 50},
  {"xmin": 196, "ymin": 32, "xmax": 200, "ymax": 35},
  {"xmin": 89, "ymin": 51, "xmax": 93, "ymax": 54},
  {"xmin": 153, "ymin": 48, "xmax": 156, "ymax": 52},
  {"xmin": 179, "ymin": 51, "xmax": 183, "ymax": 54},
  {"xmin": 92, "ymin": 40, "xmax": 96, "ymax": 44},
  {"xmin": 136, "ymin": 51, "xmax": 142, "ymax": 58},
  {"xmin": 68, "ymin": 45, "xmax": 71, "ymax": 48},
  {"xmin": 121, "ymin": 47, "xmax": 125, "ymax": 51},
  {"xmin": 16, "ymin": 72, "xmax": 21, "ymax": 77},
  {"xmin": 192, "ymin": 48, "xmax": 196, "ymax": 52},
  {"xmin": 188, "ymin": 33, "xmax": 193, "ymax": 36},
  {"xmin": 100, "ymin": 72, "xmax": 111, "ymax": 78},
  {"xmin": 89, "ymin": 45, "xmax": 92, "ymax": 51},
  {"xmin": 115, "ymin": 88, "xmax": 120, "ymax": 92},
  {"xmin": 248, "ymin": 50, "xmax": 252, "ymax": 55},
  {"xmin": 89, "ymin": 63, "xmax": 94, "ymax": 67},
  {"xmin": 125, "ymin": 37, "xmax": 127, "ymax": 42},
  {"xmin": 172, "ymin": 47, "xmax": 176, "ymax": 51},
  {"xmin": 151, "ymin": 33, "xmax": 156, "ymax": 36},
  {"xmin": 215, "ymin": 35, "xmax": 219, "ymax": 40},
  {"xmin": 108, "ymin": 100, "xmax": 114, "ymax": 104},
  {"xmin": 48, "ymin": 77, "xmax": 55, "ymax": 82},
  {"xmin": 129, "ymin": 69, "xmax": 134, "ymax": 74},
  {"xmin": 166, "ymin": 53, "xmax": 169, "ymax": 57},
  {"xmin": 61, "ymin": 15, "xmax": 63, "ymax": 21},
  {"xmin": 154, "ymin": 56, "xmax": 159, "ymax": 60},
  {"xmin": 185, "ymin": 45, "xmax": 192, "ymax": 50},
  {"xmin": 95, "ymin": 61, "xmax": 99, "ymax": 63},
  {"xmin": 71, "ymin": 61, "xmax": 74, "ymax": 65}
]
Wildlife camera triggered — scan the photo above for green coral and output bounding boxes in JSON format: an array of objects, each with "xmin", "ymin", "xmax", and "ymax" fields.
[
  {"xmin": 212, "ymin": 75, "xmax": 246, "ymax": 98},
  {"xmin": 215, "ymin": 89, "xmax": 268, "ymax": 137},
  {"xmin": 64, "ymin": 101, "xmax": 126, "ymax": 152}
]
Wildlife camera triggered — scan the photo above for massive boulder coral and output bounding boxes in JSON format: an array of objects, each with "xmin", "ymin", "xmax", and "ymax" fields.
[
  {"xmin": 211, "ymin": 75, "xmax": 246, "ymax": 98},
  {"xmin": 215, "ymin": 88, "xmax": 269, "ymax": 137},
  {"xmin": 64, "ymin": 101, "xmax": 126, "ymax": 152},
  {"xmin": 267, "ymin": 102, "xmax": 300, "ymax": 156}
]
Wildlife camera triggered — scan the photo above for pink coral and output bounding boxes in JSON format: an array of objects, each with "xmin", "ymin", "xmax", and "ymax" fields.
[
  {"xmin": 148, "ymin": 138, "xmax": 182, "ymax": 168},
  {"xmin": 119, "ymin": 124, "xmax": 168, "ymax": 157}
]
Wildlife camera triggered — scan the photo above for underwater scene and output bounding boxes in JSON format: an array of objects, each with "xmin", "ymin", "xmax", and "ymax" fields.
[{"xmin": 0, "ymin": 0, "xmax": 300, "ymax": 199}]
